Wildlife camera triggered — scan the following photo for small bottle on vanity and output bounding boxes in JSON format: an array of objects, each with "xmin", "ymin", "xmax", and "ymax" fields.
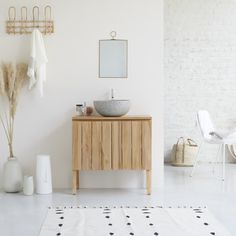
[{"xmin": 76, "ymin": 103, "xmax": 86, "ymax": 116}]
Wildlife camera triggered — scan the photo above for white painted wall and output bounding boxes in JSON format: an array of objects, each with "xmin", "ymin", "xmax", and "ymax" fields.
[
  {"xmin": 0, "ymin": 0, "xmax": 163, "ymax": 188},
  {"xmin": 165, "ymin": 0, "xmax": 236, "ymax": 162}
]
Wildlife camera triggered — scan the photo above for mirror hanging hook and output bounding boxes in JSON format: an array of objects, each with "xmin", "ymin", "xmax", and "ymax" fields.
[{"xmin": 110, "ymin": 31, "xmax": 117, "ymax": 40}]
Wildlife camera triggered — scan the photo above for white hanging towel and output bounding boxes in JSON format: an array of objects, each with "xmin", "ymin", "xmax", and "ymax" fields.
[{"xmin": 27, "ymin": 29, "xmax": 48, "ymax": 97}]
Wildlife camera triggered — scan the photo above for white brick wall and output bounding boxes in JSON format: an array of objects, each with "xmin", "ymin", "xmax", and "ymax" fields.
[{"xmin": 165, "ymin": 0, "xmax": 236, "ymax": 162}]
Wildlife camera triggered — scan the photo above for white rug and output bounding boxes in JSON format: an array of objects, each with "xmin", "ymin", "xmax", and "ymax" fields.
[{"xmin": 39, "ymin": 206, "xmax": 231, "ymax": 236}]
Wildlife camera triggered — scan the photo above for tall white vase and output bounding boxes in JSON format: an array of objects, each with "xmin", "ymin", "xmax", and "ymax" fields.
[
  {"xmin": 36, "ymin": 155, "xmax": 52, "ymax": 194},
  {"xmin": 3, "ymin": 157, "xmax": 23, "ymax": 193}
]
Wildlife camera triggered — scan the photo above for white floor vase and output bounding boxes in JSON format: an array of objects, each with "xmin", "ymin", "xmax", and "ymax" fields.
[
  {"xmin": 36, "ymin": 155, "xmax": 52, "ymax": 194},
  {"xmin": 3, "ymin": 157, "xmax": 23, "ymax": 193},
  {"xmin": 39, "ymin": 206, "xmax": 232, "ymax": 236}
]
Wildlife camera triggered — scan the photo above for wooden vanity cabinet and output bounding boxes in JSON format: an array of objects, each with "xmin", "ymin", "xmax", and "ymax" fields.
[{"xmin": 72, "ymin": 116, "xmax": 152, "ymax": 194}]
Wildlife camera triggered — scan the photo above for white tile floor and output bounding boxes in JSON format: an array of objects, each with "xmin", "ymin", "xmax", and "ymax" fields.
[{"xmin": 1, "ymin": 163, "xmax": 236, "ymax": 236}]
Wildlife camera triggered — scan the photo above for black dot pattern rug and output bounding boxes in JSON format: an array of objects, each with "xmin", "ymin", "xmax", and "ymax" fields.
[{"xmin": 39, "ymin": 206, "xmax": 231, "ymax": 236}]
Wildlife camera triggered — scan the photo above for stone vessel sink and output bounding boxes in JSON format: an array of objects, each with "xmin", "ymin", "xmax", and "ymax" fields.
[{"xmin": 94, "ymin": 99, "xmax": 130, "ymax": 117}]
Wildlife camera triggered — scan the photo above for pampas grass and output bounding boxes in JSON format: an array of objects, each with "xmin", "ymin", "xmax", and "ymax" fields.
[
  {"xmin": 0, "ymin": 66, "xmax": 5, "ymax": 95},
  {"xmin": 0, "ymin": 62, "xmax": 28, "ymax": 157}
]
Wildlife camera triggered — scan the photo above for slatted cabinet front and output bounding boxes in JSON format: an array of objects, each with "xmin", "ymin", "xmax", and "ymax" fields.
[{"xmin": 72, "ymin": 116, "xmax": 152, "ymax": 194}]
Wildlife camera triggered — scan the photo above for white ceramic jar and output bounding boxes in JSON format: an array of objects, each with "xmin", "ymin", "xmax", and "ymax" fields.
[{"xmin": 23, "ymin": 175, "xmax": 34, "ymax": 196}]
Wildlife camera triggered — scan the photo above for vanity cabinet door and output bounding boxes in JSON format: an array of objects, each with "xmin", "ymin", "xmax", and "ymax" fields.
[
  {"xmin": 72, "ymin": 121, "xmax": 81, "ymax": 170},
  {"xmin": 111, "ymin": 121, "xmax": 121, "ymax": 170},
  {"xmin": 142, "ymin": 120, "xmax": 152, "ymax": 170},
  {"xmin": 132, "ymin": 121, "xmax": 142, "ymax": 169},
  {"xmin": 121, "ymin": 121, "xmax": 132, "ymax": 169},
  {"xmin": 111, "ymin": 120, "xmax": 150, "ymax": 170},
  {"xmin": 81, "ymin": 122, "xmax": 92, "ymax": 170},
  {"xmin": 92, "ymin": 121, "xmax": 102, "ymax": 170},
  {"xmin": 101, "ymin": 121, "xmax": 112, "ymax": 170}
]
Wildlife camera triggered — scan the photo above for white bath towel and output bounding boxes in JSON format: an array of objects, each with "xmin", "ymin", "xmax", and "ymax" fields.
[{"xmin": 27, "ymin": 29, "xmax": 48, "ymax": 97}]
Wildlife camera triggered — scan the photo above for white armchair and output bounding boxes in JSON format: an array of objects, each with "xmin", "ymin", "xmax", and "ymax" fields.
[{"xmin": 190, "ymin": 110, "xmax": 236, "ymax": 180}]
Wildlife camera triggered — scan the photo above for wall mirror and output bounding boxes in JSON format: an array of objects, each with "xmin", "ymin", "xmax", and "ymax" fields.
[{"xmin": 99, "ymin": 31, "xmax": 128, "ymax": 78}]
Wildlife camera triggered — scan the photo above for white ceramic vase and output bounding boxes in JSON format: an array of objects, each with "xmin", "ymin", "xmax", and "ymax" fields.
[
  {"xmin": 3, "ymin": 157, "xmax": 23, "ymax": 193},
  {"xmin": 23, "ymin": 175, "xmax": 34, "ymax": 196},
  {"xmin": 36, "ymin": 155, "xmax": 52, "ymax": 194}
]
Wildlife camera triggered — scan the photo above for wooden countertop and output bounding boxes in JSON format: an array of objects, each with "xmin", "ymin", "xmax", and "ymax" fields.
[{"xmin": 72, "ymin": 115, "xmax": 152, "ymax": 121}]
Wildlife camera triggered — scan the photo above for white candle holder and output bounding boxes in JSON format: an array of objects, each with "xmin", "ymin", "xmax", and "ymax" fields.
[{"xmin": 23, "ymin": 175, "xmax": 34, "ymax": 196}]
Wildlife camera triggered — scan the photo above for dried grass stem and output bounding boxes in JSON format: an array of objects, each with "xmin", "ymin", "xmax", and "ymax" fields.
[{"xmin": 0, "ymin": 62, "xmax": 28, "ymax": 157}]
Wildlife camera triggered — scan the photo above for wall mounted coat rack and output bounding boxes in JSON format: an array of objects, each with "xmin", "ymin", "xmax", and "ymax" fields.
[{"xmin": 6, "ymin": 6, "xmax": 54, "ymax": 35}]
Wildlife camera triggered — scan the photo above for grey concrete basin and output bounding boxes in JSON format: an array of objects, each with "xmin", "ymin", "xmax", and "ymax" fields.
[{"xmin": 94, "ymin": 99, "xmax": 130, "ymax": 117}]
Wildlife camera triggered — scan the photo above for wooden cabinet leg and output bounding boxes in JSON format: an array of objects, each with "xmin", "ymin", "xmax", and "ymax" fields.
[
  {"xmin": 77, "ymin": 171, "xmax": 80, "ymax": 189},
  {"xmin": 72, "ymin": 170, "xmax": 77, "ymax": 195},
  {"xmin": 146, "ymin": 170, "xmax": 152, "ymax": 195}
]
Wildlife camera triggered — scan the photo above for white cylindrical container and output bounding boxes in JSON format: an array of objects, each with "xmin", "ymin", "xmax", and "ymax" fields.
[
  {"xmin": 23, "ymin": 175, "xmax": 34, "ymax": 196},
  {"xmin": 36, "ymin": 155, "xmax": 52, "ymax": 194}
]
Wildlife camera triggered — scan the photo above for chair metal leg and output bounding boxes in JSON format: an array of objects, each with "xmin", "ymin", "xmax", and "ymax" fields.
[
  {"xmin": 222, "ymin": 144, "xmax": 225, "ymax": 181},
  {"xmin": 213, "ymin": 144, "xmax": 221, "ymax": 173},
  {"xmin": 190, "ymin": 141, "xmax": 203, "ymax": 177}
]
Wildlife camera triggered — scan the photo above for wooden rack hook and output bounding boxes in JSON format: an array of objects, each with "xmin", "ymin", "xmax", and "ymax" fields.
[
  {"xmin": 21, "ymin": 6, "xmax": 27, "ymax": 20},
  {"xmin": 20, "ymin": 7, "xmax": 27, "ymax": 34},
  {"xmin": 32, "ymin": 6, "xmax": 40, "ymax": 28},
  {"xmin": 8, "ymin": 6, "xmax": 16, "ymax": 21},
  {"xmin": 44, "ymin": 5, "xmax": 52, "ymax": 20},
  {"xmin": 32, "ymin": 6, "xmax": 39, "ymax": 21},
  {"xmin": 6, "ymin": 5, "xmax": 54, "ymax": 35}
]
